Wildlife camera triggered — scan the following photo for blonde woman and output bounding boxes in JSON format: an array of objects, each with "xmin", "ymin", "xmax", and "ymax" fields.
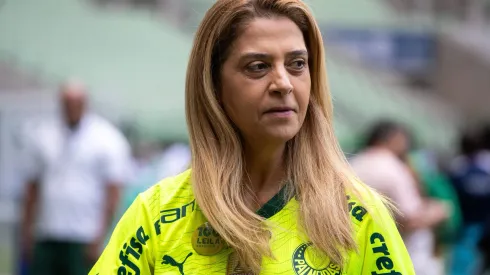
[{"xmin": 90, "ymin": 0, "xmax": 415, "ymax": 274}]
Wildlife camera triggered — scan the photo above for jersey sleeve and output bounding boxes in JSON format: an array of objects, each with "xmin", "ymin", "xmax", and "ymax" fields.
[
  {"xmin": 345, "ymin": 193, "xmax": 415, "ymax": 275},
  {"xmin": 89, "ymin": 187, "xmax": 160, "ymax": 275}
]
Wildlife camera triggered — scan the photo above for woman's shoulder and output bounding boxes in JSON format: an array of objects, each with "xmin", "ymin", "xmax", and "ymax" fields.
[
  {"xmin": 344, "ymin": 181, "xmax": 414, "ymax": 274},
  {"xmin": 138, "ymin": 169, "xmax": 195, "ymax": 209},
  {"xmin": 346, "ymin": 180, "xmax": 394, "ymax": 229}
]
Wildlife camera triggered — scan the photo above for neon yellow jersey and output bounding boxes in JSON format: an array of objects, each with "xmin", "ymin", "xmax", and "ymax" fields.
[{"xmin": 90, "ymin": 170, "xmax": 415, "ymax": 275}]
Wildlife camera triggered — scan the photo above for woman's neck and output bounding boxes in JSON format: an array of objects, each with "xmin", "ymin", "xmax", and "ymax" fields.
[{"xmin": 244, "ymin": 141, "xmax": 286, "ymax": 206}]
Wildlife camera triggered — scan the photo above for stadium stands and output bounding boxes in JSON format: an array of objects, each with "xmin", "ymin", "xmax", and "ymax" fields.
[
  {"xmin": 0, "ymin": 0, "xmax": 460, "ymax": 150},
  {"xmin": 384, "ymin": 0, "xmax": 490, "ymax": 122},
  {"xmin": 175, "ymin": 0, "xmax": 460, "ymax": 151},
  {"xmin": 0, "ymin": 0, "xmax": 192, "ymax": 141}
]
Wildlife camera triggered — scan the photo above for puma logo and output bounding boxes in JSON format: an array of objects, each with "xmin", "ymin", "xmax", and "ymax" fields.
[{"xmin": 161, "ymin": 252, "xmax": 193, "ymax": 275}]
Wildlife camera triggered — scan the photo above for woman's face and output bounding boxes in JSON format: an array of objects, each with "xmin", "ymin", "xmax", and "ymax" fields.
[
  {"xmin": 220, "ymin": 16, "xmax": 311, "ymax": 146},
  {"xmin": 388, "ymin": 130, "xmax": 410, "ymax": 159}
]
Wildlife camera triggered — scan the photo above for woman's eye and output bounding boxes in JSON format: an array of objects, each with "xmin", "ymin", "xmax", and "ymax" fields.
[
  {"xmin": 289, "ymin": 59, "xmax": 306, "ymax": 70},
  {"xmin": 246, "ymin": 62, "xmax": 269, "ymax": 73}
]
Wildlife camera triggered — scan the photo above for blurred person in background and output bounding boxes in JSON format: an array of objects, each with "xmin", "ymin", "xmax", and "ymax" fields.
[
  {"xmin": 350, "ymin": 120, "xmax": 449, "ymax": 275},
  {"xmin": 408, "ymin": 149, "xmax": 462, "ymax": 273},
  {"xmin": 449, "ymin": 128, "xmax": 490, "ymax": 275},
  {"xmin": 20, "ymin": 80, "xmax": 132, "ymax": 275}
]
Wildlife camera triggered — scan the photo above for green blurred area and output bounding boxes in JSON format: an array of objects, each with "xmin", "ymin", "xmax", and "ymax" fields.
[
  {"xmin": 0, "ymin": 221, "xmax": 14, "ymax": 274},
  {"xmin": 0, "ymin": 0, "xmax": 459, "ymax": 152},
  {"xmin": 0, "ymin": 0, "xmax": 460, "ymax": 149},
  {"xmin": 0, "ymin": 0, "xmax": 191, "ymax": 141}
]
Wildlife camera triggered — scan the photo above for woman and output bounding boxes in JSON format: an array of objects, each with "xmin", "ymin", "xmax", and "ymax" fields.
[
  {"xmin": 90, "ymin": 0, "xmax": 414, "ymax": 274},
  {"xmin": 350, "ymin": 121, "xmax": 448, "ymax": 275}
]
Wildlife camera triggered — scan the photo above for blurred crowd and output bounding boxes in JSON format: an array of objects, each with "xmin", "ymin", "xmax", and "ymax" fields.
[
  {"xmin": 13, "ymin": 79, "xmax": 490, "ymax": 275},
  {"xmin": 15, "ymin": 81, "xmax": 191, "ymax": 275},
  {"xmin": 351, "ymin": 120, "xmax": 490, "ymax": 275}
]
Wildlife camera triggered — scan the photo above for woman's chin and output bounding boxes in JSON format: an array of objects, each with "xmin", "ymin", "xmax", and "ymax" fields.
[{"xmin": 261, "ymin": 127, "xmax": 300, "ymax": 143}]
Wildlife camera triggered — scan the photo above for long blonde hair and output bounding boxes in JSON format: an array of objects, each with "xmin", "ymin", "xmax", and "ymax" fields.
[{"xmin": 186, "ymin": 0, "xmax": 362, "ymax": 272}]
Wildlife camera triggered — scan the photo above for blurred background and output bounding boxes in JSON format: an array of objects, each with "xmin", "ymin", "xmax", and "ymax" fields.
[{"xmin": 0, "ymin": 0, "xmax": 490, "ymax": 274}]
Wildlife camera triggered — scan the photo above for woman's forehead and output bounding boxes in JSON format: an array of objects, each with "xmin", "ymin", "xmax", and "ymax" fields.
[{"xmin": 229, "ymin": 17, "xmax": 307, "ymax": 57}]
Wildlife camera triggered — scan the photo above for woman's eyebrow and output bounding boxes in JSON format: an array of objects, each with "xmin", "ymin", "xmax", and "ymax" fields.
[
  {"xmin": 239, "ymin": 52, "xmax": 271, "ymax": 62},
  {"xmin": 286, "ymin": 49, "xmax": 308, "ymax": 58},
  {"xmin": 238, "ymin": 49, "xmax": 308, "ymax": 62}
]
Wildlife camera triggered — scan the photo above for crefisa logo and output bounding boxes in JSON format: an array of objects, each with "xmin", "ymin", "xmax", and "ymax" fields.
[{"xmin": 292, "ymin": 243, "xmax": 342, "ymax": 275}]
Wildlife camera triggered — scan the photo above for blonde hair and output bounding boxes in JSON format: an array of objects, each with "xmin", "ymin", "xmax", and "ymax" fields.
[{"xmin": 186, "ymin": 0, "xmax": 366, "ymax": 272}]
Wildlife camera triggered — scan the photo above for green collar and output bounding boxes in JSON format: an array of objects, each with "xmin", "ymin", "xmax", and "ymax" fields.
[{"xmin": 256, "ymin": 185, "xmax": 290, "ymax": 219}]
